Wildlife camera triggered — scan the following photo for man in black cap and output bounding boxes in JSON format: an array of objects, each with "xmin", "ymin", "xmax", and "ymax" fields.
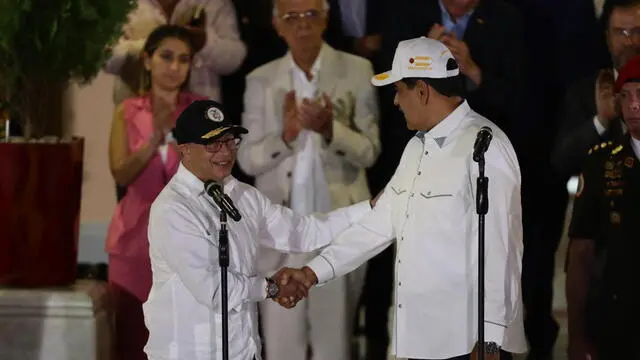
[{"xmin": 143, "ymin": 99, "xmax": 374, "ymax": 360}]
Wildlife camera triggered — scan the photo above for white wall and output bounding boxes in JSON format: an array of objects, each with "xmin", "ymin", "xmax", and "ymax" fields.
[{"xmin": 69, "ymin": 72, "xmax": 117, "ymax": 263}]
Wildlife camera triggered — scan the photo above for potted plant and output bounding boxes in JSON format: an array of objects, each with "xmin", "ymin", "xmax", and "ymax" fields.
[{"xmin": 0, "ymin": 0, "xmax": 134, "ymax": 287}]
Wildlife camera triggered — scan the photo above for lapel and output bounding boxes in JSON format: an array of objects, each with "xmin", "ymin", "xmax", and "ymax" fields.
[
  {"xmin": 316, "ymin": 45, "xmax": 340, "ymax": 99},
  {"xmin": 271, "ymin": 44, "xmax": 341, "ymax": 101},
  {"xmin": 270, "ymin": 57, "xmax": 292, "ymax": 124},
  {"xmin": 463, "ymin": 2, "xmax": 488, "ymax": 48}
]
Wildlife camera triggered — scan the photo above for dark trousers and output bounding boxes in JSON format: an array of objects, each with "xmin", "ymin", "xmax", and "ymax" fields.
[
  {"xmin": 410, "ymin": 351, "xmax": 513, "ymax": 360},
  {"xmin": 521, "ymin": 172, "xmax": 567, "ymax": 358}
]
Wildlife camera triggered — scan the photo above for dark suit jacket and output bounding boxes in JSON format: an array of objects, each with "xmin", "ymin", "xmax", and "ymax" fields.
[
  {"xmin": 367, "ymin": 0, "xmax": 526, "ymax": 194},
  {"xmin": 379, "ymin": 0, "xmax": 526, "ymax": 134},
  {"xmin": 551, "ymin": 72, "xmax": 626, "ymax": 181},
  {"xmin": 329, "ymin": 0, "xmax": 384, "ymax": 56}
]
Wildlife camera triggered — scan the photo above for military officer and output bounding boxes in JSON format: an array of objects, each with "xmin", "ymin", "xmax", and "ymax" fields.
[{"xmin": 566, "ymin": 55, "xmax": 640, "ymax": 360}]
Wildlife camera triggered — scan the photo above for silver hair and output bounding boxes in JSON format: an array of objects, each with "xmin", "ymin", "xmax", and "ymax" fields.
[{"xmin": 272, "ymin": 0, "xmax": 330, "ymax": 17}]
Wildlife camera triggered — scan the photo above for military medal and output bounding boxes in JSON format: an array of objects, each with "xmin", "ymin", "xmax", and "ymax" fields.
[
  {"xmin": 610, "ymin": 211, "xmax": 621, "ymax": 225},
  {"xmin": 624, "ymin": 156, "xmax": 635, "ymax": 168}
]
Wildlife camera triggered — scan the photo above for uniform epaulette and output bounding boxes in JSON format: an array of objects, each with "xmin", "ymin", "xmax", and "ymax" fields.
[{"xmin": 588, "ymin": 141, "xmax": 613, "ymax": 155}]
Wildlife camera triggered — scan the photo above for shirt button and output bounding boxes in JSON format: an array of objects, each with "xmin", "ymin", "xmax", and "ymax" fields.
[
  {"xmin": 398, "ymin": 282, "xmax": 402, "ymax": 286},
  {"xmin": 398, "ymin": 304, "xmax": 402, "ymax": 308},
  {"xmin": 410, "ymin": 193, "xmax": 414, "ymax": 197},
  {"xmin": 397, "ymin": 259, "xmax": 401, "ymax": 264},
  {"xmin": 417, "ymin": 171, "xmax": 422, "ymax": 175}
]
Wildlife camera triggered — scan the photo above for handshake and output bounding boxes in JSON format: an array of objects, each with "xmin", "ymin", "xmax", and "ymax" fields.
[{"xmin": 267, "ymin": 266, "xmax": 319, "ymax": 308}]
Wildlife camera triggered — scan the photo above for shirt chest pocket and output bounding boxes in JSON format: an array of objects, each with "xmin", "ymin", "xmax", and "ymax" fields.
[{"xmin": 413, "ymin": 177, "xmax": 471, "ymax": 230}]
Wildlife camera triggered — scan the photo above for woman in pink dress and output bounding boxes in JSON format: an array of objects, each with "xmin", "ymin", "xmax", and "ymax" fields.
[{"xmin": 105, "ymin": 25, "xmax": 207, "ymax": 360}]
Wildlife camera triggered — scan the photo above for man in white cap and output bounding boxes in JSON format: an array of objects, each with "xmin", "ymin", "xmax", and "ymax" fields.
[{"xmin": 273, "ymin": 36, "xmax": 527, "ymax": 360}]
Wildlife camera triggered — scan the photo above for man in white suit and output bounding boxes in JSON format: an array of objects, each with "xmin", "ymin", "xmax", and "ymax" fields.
[{"xmin": 236, "ymin": 0, "xmax": 381, "ymax": 359}]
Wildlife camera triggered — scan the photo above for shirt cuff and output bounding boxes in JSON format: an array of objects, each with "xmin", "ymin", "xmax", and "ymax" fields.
[
  {"xmin": 306, "ymin": 255, "xmax": 336, "ymax": 285},
  {"xmin": 250, "ymin": 277, "xmax": 268, "ymax": 302},
  {"xmin": 593, "ymin": 115, "xmax": 607, "ymax": 136},
  {"xmin": 485, "ymin": 321, "xmax": 506, "ymax": 347}
]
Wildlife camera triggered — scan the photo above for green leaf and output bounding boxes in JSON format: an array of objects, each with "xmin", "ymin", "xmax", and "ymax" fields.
[{"xmin": 0, "ymin": 0, "xmax": 135, "ymax": 136}]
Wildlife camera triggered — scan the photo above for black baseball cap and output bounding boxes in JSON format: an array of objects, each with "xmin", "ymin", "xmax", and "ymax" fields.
[{"xmin": 173, "ymin": 100, "xmax": 248, "ymax": 145}]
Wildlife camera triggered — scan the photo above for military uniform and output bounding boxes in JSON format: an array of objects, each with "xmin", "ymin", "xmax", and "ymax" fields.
[{"xmin": 568, "ymin": 134, "xmax": 640, "ymax": 359}]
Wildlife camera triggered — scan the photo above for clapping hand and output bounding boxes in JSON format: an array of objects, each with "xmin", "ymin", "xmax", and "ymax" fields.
[
  {"xmin": 427, "ymin": 23, "xmax": 482, "ymax": 85},
  {"xmin": 298, "ymin": 93, "xmax": 333, "ymax": 139},
  {"xmin": 270, "ymin": 267, "xmax": 318, "ymax": 308}
]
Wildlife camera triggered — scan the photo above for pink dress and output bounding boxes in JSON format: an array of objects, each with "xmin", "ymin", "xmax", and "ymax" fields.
[{"xmin": 105, "ymin": 92, "xmax": 206, "ymax": 302}]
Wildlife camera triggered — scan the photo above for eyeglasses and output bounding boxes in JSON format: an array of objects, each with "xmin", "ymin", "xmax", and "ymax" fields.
[
  {"xmin": 280, "ymin": 10, "xmax": 323, "ymax": 25},
  {"xmin": 204, "ymin": 137, "xmax": 242, "ymax": 153}
]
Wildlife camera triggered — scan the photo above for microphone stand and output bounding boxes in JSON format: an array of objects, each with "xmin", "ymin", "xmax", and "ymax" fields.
[
  {"xmin": 474, "ymin": 153, "xmax": 489, "ymax": 360},
  {"xmin": 218, "ymin": 210, "xmax": 230, "ymax": 360}
]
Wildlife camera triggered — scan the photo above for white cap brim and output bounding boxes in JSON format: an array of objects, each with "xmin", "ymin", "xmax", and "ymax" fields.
[{"xmin": 371, "ymin": 71, "xmax": 402, "ymax": 87}]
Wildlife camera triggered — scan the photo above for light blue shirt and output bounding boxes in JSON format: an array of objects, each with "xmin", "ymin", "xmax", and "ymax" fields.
[
  {"xmin": 438, "ymin": 0, "xmax": 475, "ymax": 40},
  {"xmin": 339, "ymin": 0, "xmax": 367, "ymax": 38}
]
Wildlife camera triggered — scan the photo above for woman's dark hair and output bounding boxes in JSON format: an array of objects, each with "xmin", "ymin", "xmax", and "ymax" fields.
[
  {"xmin": 601, "ymin": 0, "xmax": 640, "ymax": 32},
  {"xmin": 140, "ymin": 25, "xmax": 196, "ymax": 93},
  {"xmin": 402, "ymin": 58, "xmax": 466, "ymax": 97}
]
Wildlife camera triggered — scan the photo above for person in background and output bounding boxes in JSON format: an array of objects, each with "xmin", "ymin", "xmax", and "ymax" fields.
[
  {"xmin": 552, "ymin": 0, "xmax": 640, "ymax": 180},
  {"xmin": 275, "ymin": 36, "xmax": 526, "ymax": 360},
  {"xmin": 105, "ymin": 0, "xmax": 246, "ymax": 104},
  {"xmin": 236, "ymin": 0, "xmax": 380, "ymax": 359},
  {"xmin": 144, "ymin": 99, "xmax": 375, "ymax": 360},
  {"xmin": 105, "ymin": 25, "xmax": 207, "ymax": 360},
  {"xmin": 565, "ymin": 54, "xmax": 640, "ymax": 360}
]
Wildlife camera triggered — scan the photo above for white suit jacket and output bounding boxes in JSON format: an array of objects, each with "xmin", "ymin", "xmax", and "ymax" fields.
[{"xmin": 237, "ymin": 45, "xmax": 381, "ymax": 270}]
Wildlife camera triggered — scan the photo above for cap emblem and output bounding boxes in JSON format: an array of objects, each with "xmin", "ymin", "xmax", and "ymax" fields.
[{"xmin": 206, "ymin": 107, "xmax": 224, "ymax": 122}]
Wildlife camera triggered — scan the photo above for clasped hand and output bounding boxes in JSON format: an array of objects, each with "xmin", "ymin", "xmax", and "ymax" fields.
[{"xmin": 269, "ymin": 267, "xmax": 318, "ymax": 308}]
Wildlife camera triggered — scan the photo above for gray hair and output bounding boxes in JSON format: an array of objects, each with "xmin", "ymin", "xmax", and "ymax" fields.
[{"xmin": 272, "ymin": 0, "xmax": 330, "ymax": 17}]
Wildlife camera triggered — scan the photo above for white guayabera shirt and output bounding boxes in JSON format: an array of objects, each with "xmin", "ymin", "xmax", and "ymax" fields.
[
  {"xmin": 307, "ymin": 101, "xmax": 528, "ymax": 359},
  {"xmin": 144, "ymin": 164, "xmax": 370, "ymax": 360}
]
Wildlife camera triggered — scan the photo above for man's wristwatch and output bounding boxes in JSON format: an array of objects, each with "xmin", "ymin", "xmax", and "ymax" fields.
[
  {"xmin": 265, "ymin": 277, "xmax": 279, "ymax": 299},
  {"xmin": 484, "ymin": 342, "xmax": 500, "ymax": 355}
]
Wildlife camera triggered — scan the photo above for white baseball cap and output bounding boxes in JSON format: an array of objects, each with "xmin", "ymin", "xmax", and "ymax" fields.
[{"xmin": 371, "ymin": 37, "xmax": 460, "ymax": 87}]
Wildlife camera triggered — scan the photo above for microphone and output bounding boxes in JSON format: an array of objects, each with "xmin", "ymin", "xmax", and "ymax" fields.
[
  {"xmin": 204, "ymin": 180, "xmax": 242, "ymax": 222},
  {"xmin": 472, "ymin": 126, "xmax": 493, "ymax": 162}
]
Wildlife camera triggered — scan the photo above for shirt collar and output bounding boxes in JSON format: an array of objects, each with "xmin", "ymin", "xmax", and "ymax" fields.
[
  {"xmin": 631, "ymin": 135, "xmax": 640, "ymax": 159},
  {"xmin": 416, "ymin": 100, "xmax": 471, "ymax": 148},
  {"xmin": 288, "ymin": 43, "xmax": 326, "ymax": 79},
  {"xmin": 174, "ymin": 162, "xmax": 237, "ymax": 196},
  {"xmin": 438, "ymin": 0, "xmax": 475, "ymax": 26}
]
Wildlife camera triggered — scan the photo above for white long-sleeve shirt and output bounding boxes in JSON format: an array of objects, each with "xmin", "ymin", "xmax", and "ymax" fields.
[
  {"xmin": 306, "ymin": 101, "xmax": 528, "ymax": 359},
  {"xmin": 144, "ymin": 164, "xmax": 370, "ymax": 360}
]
